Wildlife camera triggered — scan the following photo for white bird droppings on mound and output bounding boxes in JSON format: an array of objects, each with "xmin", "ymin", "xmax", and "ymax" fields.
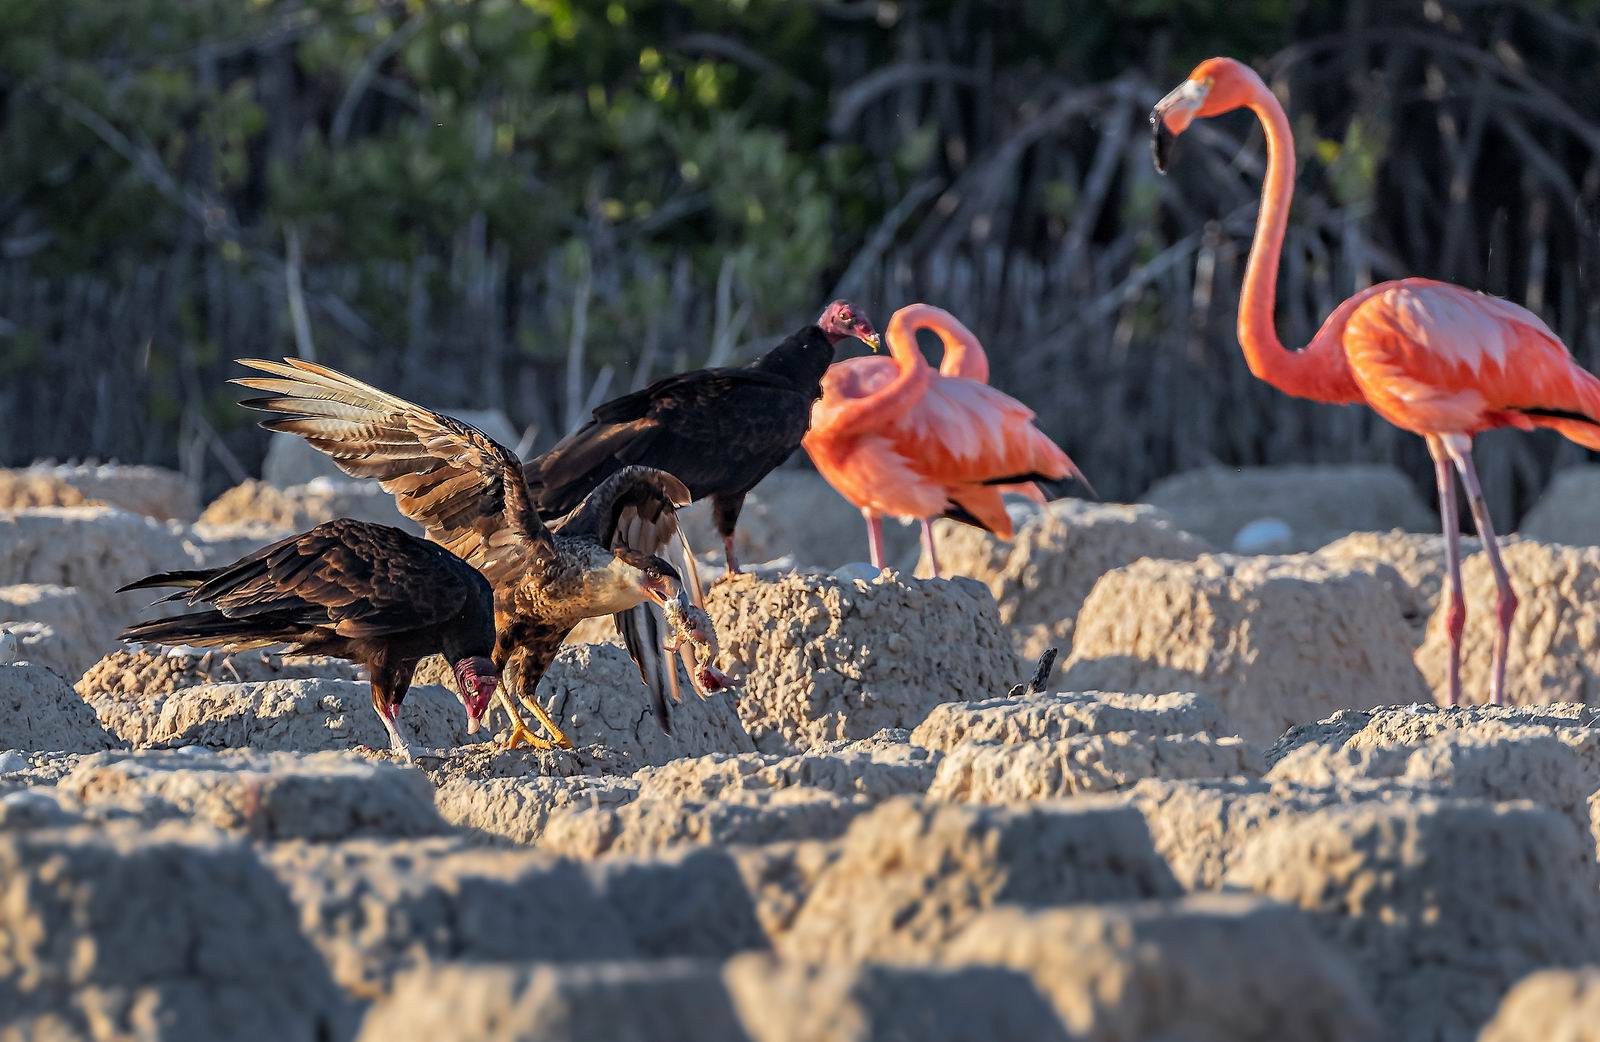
[
  {"xmin": 917, "ymin": 499, "xmax": 1213, "ymax": 658},
  {"xmin": 1415, "ymin": 540, "xmax": 1600, "ymax": 706},
  {"xmin": 1063, "ymin": 553, "xmax": 1430, "ymax": 744},
  {"xmin": 940, "ymin": 896, "xmax": 1382, "ymax": 1040},
  {"xmin": 707, "ymin": 570, "xmax": 1021, "ymax": 753}
]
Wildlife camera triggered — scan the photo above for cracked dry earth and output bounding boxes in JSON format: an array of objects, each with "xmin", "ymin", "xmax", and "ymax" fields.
[{"xmin": 6, "ymin": 470, "xmax": 1600, "ymax": 1040}]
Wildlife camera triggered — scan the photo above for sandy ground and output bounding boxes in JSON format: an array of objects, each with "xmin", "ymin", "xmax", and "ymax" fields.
[{"xmin": 3, "ymin": 461, "xmax": 1600, "ymax": 1040}]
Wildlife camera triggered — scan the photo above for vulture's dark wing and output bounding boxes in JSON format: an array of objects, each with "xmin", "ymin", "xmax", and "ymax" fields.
[
  {"xmin": 234, "ymin": 358, "xmax": 551, "ymax": 586},
  {"xmin": 529, "ymin": 368, "xmax": 797, "ymax": 517},
  {"xmin": 121, "ymin": 519, "xmax": 481, "ymax": 639},
  {"xmin": 551, "ymin": 465, "xmax": 701, "ymax": 734}
]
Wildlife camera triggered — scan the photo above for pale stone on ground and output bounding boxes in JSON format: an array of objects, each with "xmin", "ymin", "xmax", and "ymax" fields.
[
  {"xmin": 0, "ymin": 661, "xmax": 117, "ymax": 752},
  {"xmin": 265, "ymin": 838, "xmax": 636, "ymax": 998},
  {"xmin": 0, "ymin": 822, "xmax": 350, "ymax": 1042},
  {"xmin": 916, "ymin": 499, "xmax": 1212, "ymax": 658},
  {"xmin": 1140, "ymin": 463, "xmax": 1435, "ymax": 551},
  {"xmin": 0, "ymin": 583, "xmax": 118, "ymax": 679},
  {"xmin": 57, "ymin": 749, "xmax": 447, "ymax": 840},
  {"xmin": 708, "ymin": 570, "xmax": 1020, "ymax": 753},
  {"xmin": 927, "ymin": 732, "xmax": 1259, "ymax": 804},
  {"xmin": 780, "ymin": 796, "xmax": 1179, "ymax": 962},
  {"xmin": 417, "ymin": 641, "xmax": 755, "ymax": 768},
  {"xmin": 1416, "ymin": 540, "xmax": 1600, "ymax": 705},
  {"xmin": 911, "ymin": 690, "xmax": 1232, "ymax": 753},
  {"xmin": 433, "ymin": 774, "xmax": 640, "ymax": 845},
  {"xmin": 724, "ymin": 955, "xmax": 1071, "ymax": 1042},
  {"xmin": 1480, "ymin": 967, "xmax": 1600, "ymax": 1042},
  {"xmin": 1063, "ymin": 553, "xmax": 1429, "ymax": 743},
  {"xmin": 942, "ymin": 896, "xmax": 1381, "ymax": 1041},
  {"xmin": 19, "ymin": 462, "xmax": 200, "ymax": 522},
  {"xmin": 81, "ymin": 676, "xmax": 481, "ymax": 753},
  {"xmin": 1227, "ymin": 798, "xmax": 1600, "ymax": 1040},
  {"xmin": 198, "ymin": 477, "xmax": 415, "ymax": 532},
  {"xmin": 1520, "ymin": 465, "xmax": 1600, "ymax": 546},
  {"xmin": 356, "ymin": 960, "xmax": 746, "ymax": 1042}
]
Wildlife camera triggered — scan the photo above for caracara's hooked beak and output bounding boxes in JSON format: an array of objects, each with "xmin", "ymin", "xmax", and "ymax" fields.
[{"xmin": 1149, "ymin": 77, "xmax": 1211, "ymax": 175}]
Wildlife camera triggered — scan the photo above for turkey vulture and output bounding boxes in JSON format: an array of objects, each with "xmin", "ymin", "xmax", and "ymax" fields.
[
  {"xmin": 118, "ymin": 518, "xmax": 500, "ymax": 761},
  {"xmin": 232, "ymin": 358, "xmax": 727, "ymax": 747},
  {"xmin": 526, "ymin": 299, "xmax": 882, "ymax": 574}
]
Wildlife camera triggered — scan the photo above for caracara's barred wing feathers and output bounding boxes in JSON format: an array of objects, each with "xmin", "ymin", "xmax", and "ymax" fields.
[{"xmin": 234, "ymin": 358, "xmax": 552, "ymax": 584}]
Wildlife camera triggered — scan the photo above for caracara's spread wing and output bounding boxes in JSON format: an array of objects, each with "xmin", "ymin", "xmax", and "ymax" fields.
[
  {"xmin": 234, "ymin": 358, "xmax": 551, "ymax": 586},
  {"xmin": 122, "ymin": 519, "xmax": 482, "ymax": 640}
]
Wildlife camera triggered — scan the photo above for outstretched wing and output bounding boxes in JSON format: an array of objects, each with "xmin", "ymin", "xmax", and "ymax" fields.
[{"xmin": 234, "ymin": 358, "xmax": 551, "ymax": 585}]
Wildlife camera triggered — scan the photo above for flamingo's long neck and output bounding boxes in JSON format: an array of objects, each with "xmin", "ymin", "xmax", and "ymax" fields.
[
  {"xmin": 1236, "ymin": 79, "xmax": 1354, "ymax": 404},
  {"xmin": 925, "ymin": 313, "xmax": 989, "ymax": 382}
]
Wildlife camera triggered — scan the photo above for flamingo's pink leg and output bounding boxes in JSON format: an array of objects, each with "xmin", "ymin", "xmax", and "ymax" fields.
[
  {"xmin": 920, "ymin": 519, "xmax": 942, "ymax": 578},
  {"xmin": 1444, "ymin": 434, "xmax": 1518, "ymax": 706},
  {"xmin": 864, "ymin": 510, "xmax": 886, "ymax": 569},
  {"xmin": 1426, "ymin": 435, "xmax": 1465, "ymax": 707}
]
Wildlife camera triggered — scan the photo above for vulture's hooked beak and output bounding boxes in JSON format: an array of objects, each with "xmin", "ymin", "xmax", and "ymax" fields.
[
  {"xmin": 861, "ymin": 330, "xmax": 883, "ymax": 353},
  {"xmin": 1149, "ymin": 77, "xmax": 1211, "ymax": 175}
]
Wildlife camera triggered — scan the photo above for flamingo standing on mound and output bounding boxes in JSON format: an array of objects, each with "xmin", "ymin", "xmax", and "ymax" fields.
[
  {"xmin": 1152, "ymin": 56, "xmax": 1600, "ymax": 707},
  {"xmin": 802, "ymin": 303, "xmax": 1091, "ymax": 576}
]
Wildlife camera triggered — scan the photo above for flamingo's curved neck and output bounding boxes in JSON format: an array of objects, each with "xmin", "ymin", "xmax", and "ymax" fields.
[{"xmin": 1237, "ymin": 78, "xmax": 1352, "ymax": 403}]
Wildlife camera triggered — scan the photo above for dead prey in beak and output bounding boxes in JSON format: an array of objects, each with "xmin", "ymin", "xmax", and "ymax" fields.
[{"xmin": 662, "ymin": 594, "xmax": 730, "ymax": 697}]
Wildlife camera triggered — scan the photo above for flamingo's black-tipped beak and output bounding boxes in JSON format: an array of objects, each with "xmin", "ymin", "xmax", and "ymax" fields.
[{"xmin": 1151, "ymin": 113, "xmax": 1176, "ymax": 175}]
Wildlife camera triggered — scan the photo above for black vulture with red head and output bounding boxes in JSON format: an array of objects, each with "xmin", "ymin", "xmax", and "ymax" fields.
[
  {"xmin": 119, "ymin": 517, "xmax": 500, "ymax": 760},
  {"xmin": 526, "ymin": 299, "xmax": 882, "ymax": 574}
]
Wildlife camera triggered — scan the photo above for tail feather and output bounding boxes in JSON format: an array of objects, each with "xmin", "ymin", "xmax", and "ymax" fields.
[
  {"xmin": 119, "ymin": 610, "xmax": 291, "ymax": 650},
  {"xmin": 117, "ymin": 568, "xmax": 214, "ymax": 596}
]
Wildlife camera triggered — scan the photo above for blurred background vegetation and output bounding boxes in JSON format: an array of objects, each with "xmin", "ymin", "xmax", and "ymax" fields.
[{"xmin": 3, "ymin": 0, "xmax": 1600, "ymax": 520}]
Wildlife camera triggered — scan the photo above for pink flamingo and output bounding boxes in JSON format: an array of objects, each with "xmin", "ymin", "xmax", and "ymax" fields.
[
  {"xmin": 1152, "ymin": 57, "xmax": 1600, "ymax": 706},
  {"xmin": 802, "ymin": 303, "xmax": 1090, "ymax": 576}
]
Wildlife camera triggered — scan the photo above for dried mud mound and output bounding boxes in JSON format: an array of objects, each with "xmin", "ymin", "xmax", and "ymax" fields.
[
  {"xmin": 417, "ymin": 642, "xmax": 754, "ymax": 766},
  {"xmin": 57, "ymin": 749, "xmax": 447, "ymax": 840},
  {"xmin": 916, "ymin": 500, "xmax": 1213, "ymax": 658},
  {"xmin": 0, "ymin": 583, "xmax": 119, "ymax": 679},
  {"xmin": 81, "ymin": 676, "xmax": 482, "ymax": 753},
  {"xmin": 0, "ymin": 822, "xmax": 350, "ymax": 1041},
  {"xmin": 0, "ymin": 662, "xmax": 117, "ymax": 752},
  {"xmin": 779, "ymin": 796, "xmax": 1179, "ymax": 962},
  {"xmin": 264, "ymin": 838, "xmax": 636, "ymax": 997},
  {"xmin": 0, "ymin": 470, "xmax": 97, "ymax": 510},
  {"xmin": 78, "ymin": 647, "xmax": 362, "ymax": 703},
  {"xmin": 911, "ymin": 689, "xmax": 1232, "ymax": 752},
  {"xmin": 198, "ymin": 477, "xmax": 414, "ymax": 532},
  {"xmin": 16, "ymin": 462, "xmax": 200, "ymax": 522},
  {"xmin": 434, "ymin": 774, "xmax": 640, "ymax": 845},
  {"xmin": 708, "ymin": 571, "xmax": 1020, "ymax": 753},
  {"xmin": 180, "ymin": 519, "xmax": 296, "ymax": 567},
  {"xmin": 635, "ymin": 739, "xmax": 938, "ymax": 803},
  {"xmin": 1416, "ymin": 540, "xmax": 1600, "ymax": 705},
  {"xmin": 1481, "ymin": 968, "xmax": 1600, "ymax": 1041},
  {"xmin": 1227, "ymin": 797, "xmax": 1600, "ymax": 1039},
  {"xmin": 1063, "ymin": 553, "xmax": 1429, "ymax": 743},
  {"xmin": 941, "ymin": 896, "xmax": 1381, "ymax": 1041},
  {"xmin": 927, "ymin": 732, "xmax": 1259, "ymax": 804},
  {"xmin": 1520, "ymin": 465, "xmax": 1600, "ymax": 546},
  {"xmin": 1316, "ymin": 529, "xmax": 1482, "ymax": 636},
  {"xmin": 0, "ymin": 506, "xmax": 200, "ymax": 624},
  {"xmin": 1141, "ymin": 463, "xmax": 1434, "ymax": 551}
]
